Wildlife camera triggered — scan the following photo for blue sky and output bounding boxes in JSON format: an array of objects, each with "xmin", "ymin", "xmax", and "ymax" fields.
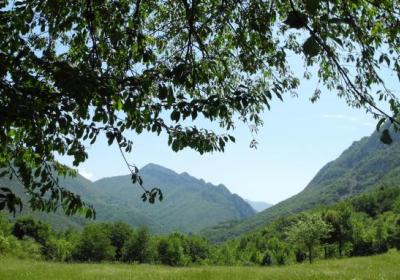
[
  {"xmin": 59, "ymin": 82, "xmax": 377, "ymax": 204},
  {"xmin": 40, "ymin": 5, "xmax": 396, "ymax": 205},
  {"xmin": 3, "ymin": 2, "xmax": 396, "ymax": 206},
  {"xmin": 56, "ymin": 44, "xmax": 397, "ymax": 205},
  {"xmin": 59, "ymin": 48, "xmax": 390, "ymax": 204}
]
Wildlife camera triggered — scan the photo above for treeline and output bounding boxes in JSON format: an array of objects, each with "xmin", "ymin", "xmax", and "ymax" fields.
[
  {"xmin": 0, "ymin": 216, "xmax": 214, "ymax": 265},
  {"xmin": 1, "ymin": 186, "xmax": 400, "ymax": 266},
  {"xmin": 224, "ymin": 186, "xmax": 400, "ymax": 265}
]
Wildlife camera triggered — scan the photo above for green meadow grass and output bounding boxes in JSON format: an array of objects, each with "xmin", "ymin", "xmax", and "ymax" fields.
[{"xmin": 1, "ymin": 250, "xmax": 399, "ymax": 280}]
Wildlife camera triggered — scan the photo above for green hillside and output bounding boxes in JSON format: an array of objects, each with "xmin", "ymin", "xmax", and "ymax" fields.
[
  {"xmin": 1, "ymin": 164, "xmax": 255, "ymax": 233},
  {"xmin": 93, "ymin": 163, "xmax": 255, "ymax": 233},
  {"xmin": 0, "ymin": 173, "xmax": 112, "ymax": 230},
  {"xmin": 201, "ymin": 128, "xmax": 400, "ymax": 242}
]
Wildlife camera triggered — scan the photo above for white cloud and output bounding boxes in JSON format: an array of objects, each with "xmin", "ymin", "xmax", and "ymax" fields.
[{"xmin": 79, "ymin": 169, "xmax": 95, "ymax": 181}]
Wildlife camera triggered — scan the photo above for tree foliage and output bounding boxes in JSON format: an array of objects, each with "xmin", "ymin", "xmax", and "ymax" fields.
[
  {"xmin": 322, "ymin": 205, "xmax": 352, "ymax": 256},
  {"xmin": 12, "ymin": 216, "xmax": 52, "ymax": 246},
  {"xmin": 287, "ymin": 214, "xmax": 331, "ymax": 263},
  {"xmin": 72, "ymin": 223, "xmax": 115, "ymax": 262},
  {"xmin": 122, "ymin": 226, "xmax": 152, "ymax": 263},
  {"xmin": 1, "ymin": 0, "xmax": 400, "ymax": 215},
  {"xmin": 1, "ymin": 186, "xmax": 400, "ymax": 265},
  {"xmin": 106, "ymin": 222, "xmax": 134, "ymax": 261}
]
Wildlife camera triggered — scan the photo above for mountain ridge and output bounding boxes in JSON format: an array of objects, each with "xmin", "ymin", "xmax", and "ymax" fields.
[
  {"xmin": 200, "ymin": 128, "xmax": 400, "ymax": 242},
  {"xmin": 2, "ymin": 163, "xmax": 255, "ymax": 234}
]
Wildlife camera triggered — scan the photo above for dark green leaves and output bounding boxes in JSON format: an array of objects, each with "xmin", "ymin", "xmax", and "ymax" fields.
[
  {"xmin": 141, "ymin": 188, "xmax": 163, "ymax": 204},
  {"xmin": 0, "ymin": 187, "xmax": 23, "ymax": 215},
  {"xmin": 380, "ymin": 129, "xmax": 393, "ymax": 145},
  {"xmin": 376, "ymin": 118, "xmax": 386, "ymax": 131},
  {"xmin": 303, "ymin": 37, "xmax": 320, "ymax": 58},
  {"xmin": 158, "ymin": 85, "xmax": 169, "ymax": 100},
  {"xmin": 304, "ymin": 0, "xmax": 320, "ymax": 15},
  {"xmin": 2, "ymin": 0, "xmax": 400, "ymax": 219},
  {"xmin": 284, "ymin": 11, "xmax": 308, "ymax": 29},
  {"xmin": 171, "ymin": 111, "xmax": 181, "ymax": 122}
]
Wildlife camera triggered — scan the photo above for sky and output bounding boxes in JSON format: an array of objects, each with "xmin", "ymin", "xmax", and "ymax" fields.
[
  {"xmin": 37, "ymin": 4, "xmax": 396, "ymax": 206},
  {"xmin": 59, "ymin": 77, "xmax": 378, "ymax": 205},
  {"xmin": 58, "ymin": 47, "xmax": 396, "ymax": 205}
]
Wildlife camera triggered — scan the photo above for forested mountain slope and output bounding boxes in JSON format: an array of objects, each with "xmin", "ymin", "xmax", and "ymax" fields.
[
  {"xmin": 201, "ymin": 128, "xmax": 400, "ymax": 242},
  {"xmin": 93, "ymin": 163, "xmax": 255, "ymax": 233},
  {"xmin": 1, "ymin": 164, "xmax": 255, "ymax": 233}
]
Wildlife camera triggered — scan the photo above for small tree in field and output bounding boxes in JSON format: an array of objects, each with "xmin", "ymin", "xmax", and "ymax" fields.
[
  {"xmin": 287, "ymin": 214, "xmax": 331, "ymax": 263},
  {"xmin": 322, "ymin": 205, "xmax": 353, "ymax": 257}
]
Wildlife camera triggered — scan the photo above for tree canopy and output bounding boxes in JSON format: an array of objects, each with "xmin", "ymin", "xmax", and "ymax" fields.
[{"xmin": 1, "ymin": 0, "xmax": 400, "ymax": 216}]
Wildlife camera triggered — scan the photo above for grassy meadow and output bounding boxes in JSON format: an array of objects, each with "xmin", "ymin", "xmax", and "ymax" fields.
[{"xmin": 1, "ymin": 250, "xmax": 399, "ymax": 280}]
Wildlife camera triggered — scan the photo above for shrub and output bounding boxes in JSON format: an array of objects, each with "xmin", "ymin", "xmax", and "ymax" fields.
[
  {"xmin": 72, "ymin": 224, "xmax": 115, "ymax": 262},
  {"xmin": 1, "ymin": 235, "xmax": 42, "ymax": 260},
  {"xmin": 122, "ymin": 227, "xmax": 152, "ymax": 263},
  {"xmin": 182, "ymin": 236, "xmax": 210, "ymax": 264},
  {"xmin": 12, "ymin": 217, "xmax": 51, "ymax": 246},
  {"xmin": 157, "ymin": 235, "xmax": 188, "ymax": 266},
  {"xmin": 107, "ymin": 222, "xmax": 134, "ymax": 261},
  {"xmin": 44, "ymin": 237, "xmax": 74, "ymax": 262}
]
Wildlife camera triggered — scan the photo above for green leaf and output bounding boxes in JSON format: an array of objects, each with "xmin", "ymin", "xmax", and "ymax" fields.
[
  {"xmin": 171, "ymin": 140, "xmax": 179, "ymax": 152},
  {"xmin": 171, "ymin": 111, "xmax": 180, "ymax": 122},
  {"xmin": 305, "ymin": 0, "xmax": 320, "ymax": 15},
  {"xmin": 284, "ymin": 11, "xmax": 308, "ymax": 29},
  {"xmin": 303, "ymin": 37, "xmax": 320, "ymax": 58},
  {"xmin": 191, "ymin": 110, "xmax": 198, "ymax": 120},
  {"xmin": 376, "ymin": 118, "xmax": 386, "ymax": 131},
  {"xmin": 158, "ymin": 85, "xmax": 168, "ymax": 100},
  {"xmin": 380, "ymin": 129, "xmax": 393, "ymax": 145},
  {"xmin": 34, "ymin": 168, "xmax": 41, "ymax": 178},
  {"xmin": 115, "ymin": 98, "xmax": 123, "ymax": 110}
]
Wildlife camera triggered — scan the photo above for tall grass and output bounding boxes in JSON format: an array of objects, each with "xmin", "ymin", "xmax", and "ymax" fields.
[{"xmin": 1, "ymin": 250, "xmax": 399, "ymax": 280}]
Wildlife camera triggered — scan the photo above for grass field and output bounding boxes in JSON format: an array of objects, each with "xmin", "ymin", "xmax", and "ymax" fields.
[{"xmin": 1, "ymin": 250, "xmax": 399, "ymax": 280}]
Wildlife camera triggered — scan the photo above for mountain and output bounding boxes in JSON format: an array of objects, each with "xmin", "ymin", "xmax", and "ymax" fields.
[
  {"xmin": 0, "ymin": 174, "xmax": 97, "ymax": 230},
  {"xmin": 1, "ymin": 163, "xmax": 255, "ymax": 234},
  {"xmin": 245, "ymin": 200, "xmax": 272, "ymax": 212},
  {"xmin": 201, "ymin": 127, "xmax": 400, "ymax": 242},
  {"xmin": 93, "ymin": 163, "xmax": 255, "ymax": 233}
]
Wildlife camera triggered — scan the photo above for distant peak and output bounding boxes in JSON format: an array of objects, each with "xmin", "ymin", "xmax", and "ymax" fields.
[
  {"xmin": 141, "ymin": 163, "xmax": 166, "ymax": 170},
  {"xmin": 140, "ymin": 163, "xmax": 178, "ymax": 175}
]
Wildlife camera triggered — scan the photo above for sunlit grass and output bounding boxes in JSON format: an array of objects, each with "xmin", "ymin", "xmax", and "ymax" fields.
[{"xmin": 1, "ymin": 250, "xmax": 399, "ymax": 280}]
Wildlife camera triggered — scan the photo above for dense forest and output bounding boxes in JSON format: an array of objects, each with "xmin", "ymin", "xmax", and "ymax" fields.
[{"xmin": 1, "ymin": 186, "xmax": 399, "ymax": 266}]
